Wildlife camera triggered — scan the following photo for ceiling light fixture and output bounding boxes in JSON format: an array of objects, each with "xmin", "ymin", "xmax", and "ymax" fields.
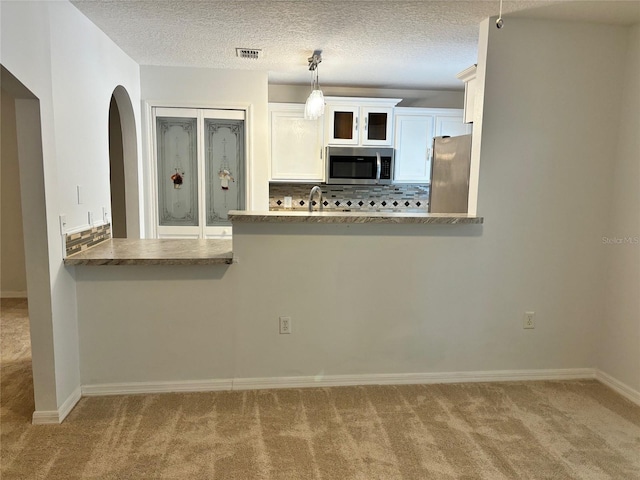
[{"xmin": 304, "ymin": 51, "xmax": 325, "ymax": 120}]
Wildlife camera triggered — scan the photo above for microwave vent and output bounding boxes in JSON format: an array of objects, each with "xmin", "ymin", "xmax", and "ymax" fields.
[{"xmin": 236, "ymin": 48, "xmax": 262, "ymax": 60}]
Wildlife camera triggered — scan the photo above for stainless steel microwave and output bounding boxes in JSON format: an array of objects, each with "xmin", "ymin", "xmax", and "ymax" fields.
[{"xmin": 326, "ymin": 146, "xmax": 394, "ymax": 185}]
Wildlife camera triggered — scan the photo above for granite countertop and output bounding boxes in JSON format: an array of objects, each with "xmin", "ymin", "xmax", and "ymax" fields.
[
  {"xmin": 228, "ymin": 210, "xmax": 483, "ymax": 224},
  {"xmin": 64, "ymin": 239, "xmax": 233, "ymax": 266}
]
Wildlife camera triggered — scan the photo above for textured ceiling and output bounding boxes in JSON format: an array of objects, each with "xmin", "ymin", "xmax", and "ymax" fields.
[{"xmin": 71, "ymin": 0, "xmax": 640, "ymax": 90}]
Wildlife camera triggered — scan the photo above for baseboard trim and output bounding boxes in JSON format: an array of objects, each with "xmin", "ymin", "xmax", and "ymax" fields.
[
  {"xmin": 32, "ymin": 386, "xmax": 81, "ymax": 424},
  {"xmin": 1, "ymin": 290, "xmax": 27, "ymax": 298},
  {"xmin": 81, "ymin": 369, "xmax": 596, "ymax": 397},
  {"xmin": 81, "ymin": 379, "xmax": 233, "ymax": 396},
  {"xmin": 595, "ymin": 369, "xmax": 640, "ymax": 406},
  {"xmin": 232, "ymin": 368, "xmax": 596, "ymax": 390}
]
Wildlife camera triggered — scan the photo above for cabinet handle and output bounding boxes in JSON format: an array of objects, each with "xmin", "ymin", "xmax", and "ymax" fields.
[
  {"xmin": 355, "ymin": 117, "xmax": 359, "ymax": 132},
  {"xmin": 364, "ymin": 117, "xmax": 368, "ymax": 131}
]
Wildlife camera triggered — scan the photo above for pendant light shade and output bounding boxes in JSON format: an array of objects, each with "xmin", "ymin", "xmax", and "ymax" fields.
[
  {"xmin": 304, "ymin": 52, "xmax": 325, "ymax": 120},
  {"xmin": 304, "ymin": 88, "xmax": 325, "ymax": 120}
]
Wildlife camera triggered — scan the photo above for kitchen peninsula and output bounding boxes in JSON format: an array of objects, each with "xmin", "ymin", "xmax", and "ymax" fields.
[{"xmin": 64, "ymin": 210, "xmax": 482, "ymax": 266}]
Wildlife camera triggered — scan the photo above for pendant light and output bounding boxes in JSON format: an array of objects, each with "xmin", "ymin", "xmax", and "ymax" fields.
[
  {"xmin": 304, "ymin": 51, "xmax": 325, "ymax": 120},
  {"xmin": 496, "ymin": 0, "xmax": 504, "ymax": 28}
]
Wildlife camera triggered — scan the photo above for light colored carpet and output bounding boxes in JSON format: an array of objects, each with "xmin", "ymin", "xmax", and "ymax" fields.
[{"xmin": 2, "ymin": 298, "xmax": 639, "ymax": 479}]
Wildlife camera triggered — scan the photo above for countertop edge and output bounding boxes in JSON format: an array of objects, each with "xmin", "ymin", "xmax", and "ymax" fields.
[
  {"xmin": 64, "ymin": 257, "xmax": 234, "ymax": 266},
  {"xmin": 228, "ymin": 211, "xmax": 483, "ymax": 225},
  {"xmin": 64, "ymin": 239, "xmax": 234, "ymax": 266}
]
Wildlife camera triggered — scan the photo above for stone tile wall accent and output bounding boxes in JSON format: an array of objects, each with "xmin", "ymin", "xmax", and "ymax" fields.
[
  {"xmin": 269, "ymin": 184, "xmax": 430, "ymax": 212},
  {"xmin": 65, "ymin": 224, "xmax": 111, "ymax": 257}
]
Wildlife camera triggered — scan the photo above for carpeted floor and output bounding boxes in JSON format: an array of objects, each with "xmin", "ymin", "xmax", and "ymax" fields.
[{"xmin": 2, "ymin": 298, "xmax": 640, "ymax": 479}]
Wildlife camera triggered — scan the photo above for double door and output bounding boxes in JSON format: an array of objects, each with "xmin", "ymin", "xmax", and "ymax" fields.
[{"xmin": 153, "ymin": 107, "xmax": 245, "ymax": 238}]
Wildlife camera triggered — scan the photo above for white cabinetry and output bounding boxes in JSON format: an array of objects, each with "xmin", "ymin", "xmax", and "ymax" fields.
[
  {"xmin": 269, "ymin": 103, "xmax": 324, "ymax": 182},
  {"xmin": 393, "ymin": 108, "xmax": 471, "ymax": 184},
  {"xmin": 324, "ymin": 97, "xmax": 400, "ymax": 146},
  {"xmin": 456, "ymin": 65, "xmax": 477, "ymax": 124}
]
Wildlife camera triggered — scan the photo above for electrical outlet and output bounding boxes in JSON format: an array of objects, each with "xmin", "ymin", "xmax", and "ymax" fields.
[
  {"xmin": 102, "ymin": 207, "xmax": 110, "ymax": 224},
  {"xmin": 279, "ymin": 316, "xmax": 292, "ymax": 334},
  {"xmin": 523, "ymin": 311, "xmax": 535, "ymax": 329},
  {"xmin": 284, "ymin": 196, "xmax": 292, "ymax": 209},
  {"xmin": 88, "ymin": 211, "xmax": 94, "ymax": 225},
  {"xmin": 59, "ymin": 214, "xmax": 67, "ymax": 235},
  {"xmin": 77, "ymin": 185, "xmax": 83, "ymax": 204}
]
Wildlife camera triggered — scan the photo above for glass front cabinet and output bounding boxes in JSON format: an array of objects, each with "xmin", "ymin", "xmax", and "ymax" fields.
[{"xmin": 324, "ymin": 97, "xmax": 400, "ymax": 147}]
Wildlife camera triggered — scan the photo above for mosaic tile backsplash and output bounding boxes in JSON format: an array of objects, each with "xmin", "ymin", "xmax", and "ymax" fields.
[
  {"xmin": 65, "ymin": 224, "xmax": 111, "ymax": 257},
  {"xmin": 269, "ymin": 184, "xmax": 430, "ymax": 212}
]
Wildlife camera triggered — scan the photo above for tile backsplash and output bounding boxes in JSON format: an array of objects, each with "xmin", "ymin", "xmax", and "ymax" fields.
[
  {"xmin": 269, "ymin": 183, "xmax": 429, "ymax": 212},
  {"xmin": 65, "ymin": 224, "xmax": 111, "ymax": 257}
]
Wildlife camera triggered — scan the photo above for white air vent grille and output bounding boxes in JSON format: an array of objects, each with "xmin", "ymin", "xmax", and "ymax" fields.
[{"xmin": 236, "ymin": 48, "xmax": 262, "ymax": 59}]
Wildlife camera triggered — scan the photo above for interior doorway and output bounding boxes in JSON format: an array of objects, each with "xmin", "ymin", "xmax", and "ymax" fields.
[{"xmin": 0, "ymin": 65, "xmax": 50, "ymax": 419}]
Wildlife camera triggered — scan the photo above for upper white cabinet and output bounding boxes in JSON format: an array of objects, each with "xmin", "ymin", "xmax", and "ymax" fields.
[
  {"xmin": 393, "ymin": 108, "xmax": 471, "ymax": 184},
  {"xmin": 456, "ymin": 65, "xmax": 477, "ymax": 124},
  {"xmin": 324, "ymin": 97, "xmax": 400, "ymax": 146},
  {"xmin": 269, "ymin": 103, "xmax": 324, "ymax": 182}
]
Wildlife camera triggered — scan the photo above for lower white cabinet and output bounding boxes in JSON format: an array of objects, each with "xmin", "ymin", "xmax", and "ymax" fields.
[
  {"xmin": 269, "ymin": 103, "xmax": 324, "ymax": 182},
  {"xmin": 393, "ymin": 108, "xmax": 471, "ymax": 184}
]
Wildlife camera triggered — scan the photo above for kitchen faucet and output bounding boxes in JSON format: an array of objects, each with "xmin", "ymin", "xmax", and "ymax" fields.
[{"xmin": 308, "ymin": 186, "xmax": 323, "ymax": 212}]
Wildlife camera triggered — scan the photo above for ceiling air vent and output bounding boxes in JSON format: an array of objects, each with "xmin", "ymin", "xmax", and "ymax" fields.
[{"xmin": 236, "ymin": 48, "xmax": 262, "ymax": 60}]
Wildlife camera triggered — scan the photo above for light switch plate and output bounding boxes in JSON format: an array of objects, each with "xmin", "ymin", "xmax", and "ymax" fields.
[{"xmin": 59, "ymin": 214, "xmax": 67, "ymax": 235}]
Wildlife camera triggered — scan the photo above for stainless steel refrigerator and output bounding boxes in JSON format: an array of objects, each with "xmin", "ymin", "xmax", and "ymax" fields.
[{"xmin": 428, "ymin": 134, "xmax": 472, "ymax": 213}]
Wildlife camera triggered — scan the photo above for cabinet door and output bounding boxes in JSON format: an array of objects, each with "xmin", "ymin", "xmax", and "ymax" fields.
[
  {"xmin": 154, "ymin": 107, "xmax": 247, "ymax": 239},
  {"xmin": 361, "ymin": 107, "xmax": 394, "ymax": 146},
  {"xmin": 270, "ymin": 105, "xmax": 324, "ymax": 182},
  {"xmin": 393, "ymin": 113, "xmax": 435, "ymax": 183},
  {"xmin": 435, "ymin": 113, "xmax": 472, "ymax": 137},
  {"xmin": 325, "ymin": 105, "xmax": 359, "ymax": 145}
]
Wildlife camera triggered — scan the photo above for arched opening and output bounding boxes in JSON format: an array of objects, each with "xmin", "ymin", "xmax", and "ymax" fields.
[
  {"xmin": 109, "ymin": 95, "xmax": 127, "ymax": 237},
  {"xmin": 109, "ymin": 86, "xmax": 140, "ymax": 238}
]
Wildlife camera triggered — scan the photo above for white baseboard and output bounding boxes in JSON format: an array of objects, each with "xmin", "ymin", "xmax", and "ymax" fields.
[
  {"xmin": 81, "ymin": 368, "xmax": 596, "ymax": 397},
  {"xmin": 595, "ymin": 369, "xmax": 640, "ymax": 406},
  {"xmin": 1, "ymin": 290, "xmax": 27, "ymax": 298},
  {"xmin": 32, "ymin": 386, "xmax": 81, "ymax": 424},
  {"xmin": 232, "ymin": 368, "xmax": 596, "ymax": 390},
  {"xmin": 82, "ymin": 379, "xmax": 233, "ymax": 396}
]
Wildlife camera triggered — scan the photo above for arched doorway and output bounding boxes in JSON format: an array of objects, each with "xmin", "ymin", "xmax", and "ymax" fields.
[{"xmin": 108, "ymin": 86, "xmax": 140, "ymax": 238}]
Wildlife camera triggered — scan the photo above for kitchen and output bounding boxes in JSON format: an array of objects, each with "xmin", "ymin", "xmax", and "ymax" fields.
[{"xmin": 1, "ymin": 0, "xmax": 638, "ymax": 429}]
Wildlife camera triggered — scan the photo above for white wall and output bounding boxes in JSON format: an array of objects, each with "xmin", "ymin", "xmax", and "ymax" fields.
[
  {"xmin": 76, "ymin": 18, "xmax": 634, "ymax": 389},
  {"xmin": 599, "ymin": 24, "xmax": 640, "ymax": 393},
  {"xmin": 1, "ymin": 0, "xmax": 142, "ymax": 415},
  {"xmin": 140, "ymin": 65, "xmax": 269, "ymax": 227},
  {"xmin": 269, "ymin": 84, "xmax": 464, "ymax": 108},
  {"xmin": 1, "ymin": 88, "xmax": 28, "ymax": 297}
]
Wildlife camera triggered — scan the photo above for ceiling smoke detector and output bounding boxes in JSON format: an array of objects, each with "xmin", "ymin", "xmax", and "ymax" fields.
[{"xmin": 236, "ymin": 48, "xmax": 262, "ymax": 59}]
